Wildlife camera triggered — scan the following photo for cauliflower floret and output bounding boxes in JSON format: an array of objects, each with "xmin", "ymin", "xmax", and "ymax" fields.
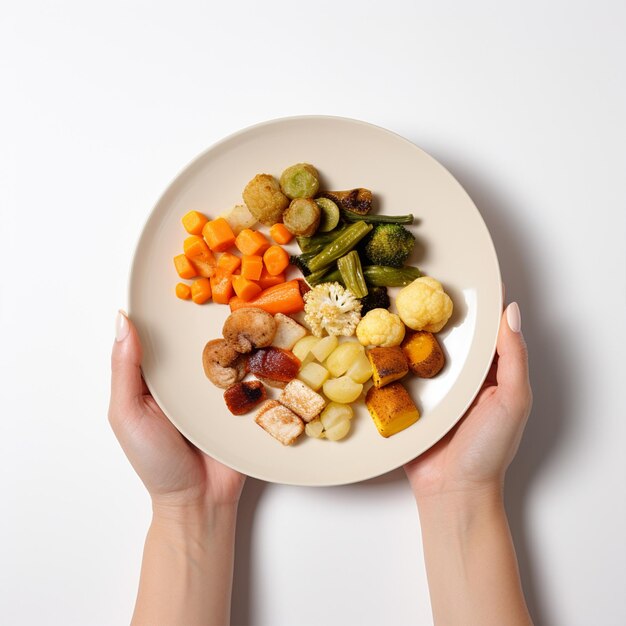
[
  {"xmin": 303, "ymin": 282, "xmax": 362, "ymax": 337},
  {"xmin": 395, "ymin": 276, "xmax": 453, "ymax": 332},
  {"xmin": 356, "ymin": 308, "xmax": 405, "ymax": 347}
]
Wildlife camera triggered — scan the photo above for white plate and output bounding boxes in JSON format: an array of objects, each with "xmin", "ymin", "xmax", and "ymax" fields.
[{"xmin": 128, "ymin": 116, "xmax": 502, "ymax": 486}]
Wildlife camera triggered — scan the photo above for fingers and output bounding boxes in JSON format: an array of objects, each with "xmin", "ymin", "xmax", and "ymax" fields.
[
  {"xmin": 495, "ymin": 302, "xmax": 532, "ymax": 414},
  {"xmin": 109, "ymin": 311, "xmax": 144, "ymax": 430}
]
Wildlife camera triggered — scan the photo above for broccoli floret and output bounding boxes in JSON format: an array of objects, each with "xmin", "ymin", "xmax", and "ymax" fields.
[
  {"xmin": 362, "ymin": 223, "xmax": 415, "ymax": 268},
  {"xmin": 358, "ymin": 286, "xmax": 390, "ymax": 315}
]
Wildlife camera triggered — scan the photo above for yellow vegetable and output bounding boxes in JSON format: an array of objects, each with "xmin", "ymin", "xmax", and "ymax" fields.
[
  {"xmin": 356, "ymin": 308, "xmax": 405, "ymax": 347},
  {"xmin": 395, "ymin": 276, "xmax": 453, "ymax": 333},
  {"xmin": 365, "ymin": 382, "xmax": 420, "ymax": 438}
]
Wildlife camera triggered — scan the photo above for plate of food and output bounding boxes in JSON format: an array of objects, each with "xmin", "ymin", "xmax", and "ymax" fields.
[{"xmin": 128, "ymin": 115, "xmax": 502, "ymax": 486}]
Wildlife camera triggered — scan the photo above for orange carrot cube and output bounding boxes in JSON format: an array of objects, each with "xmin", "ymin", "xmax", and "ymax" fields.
[
  {"xmin": 241, "ymin": 255, "xmax": 263, "ymax": 281},
  {"xmin": 202, "ymin": 218, "xmax": 236, "ymax": 252},
  {"xmin": 173, "ymin": 254, "xmax": 196, "ymax": 279},
  {"xmin": 182, "ymin": 210, "xmax": 209, "ymax": 236}
]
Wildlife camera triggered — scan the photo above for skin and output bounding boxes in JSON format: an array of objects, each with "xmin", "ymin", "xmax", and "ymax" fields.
[
  {"xmin": 108, "ymin": 312, "xmax": 245, "ymax": 626},
  {"xmin": 109, "ymin": 301, "xmax": 532, "ymax": 626},
  {"xmin": 404, "ymin": 302, "xmax": 534, "ymax": 625}
]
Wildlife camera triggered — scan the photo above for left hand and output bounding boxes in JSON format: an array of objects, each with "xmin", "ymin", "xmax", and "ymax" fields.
[{"xmin": 108, "ymin": 311, "xmax": 246, "ymax": 513}]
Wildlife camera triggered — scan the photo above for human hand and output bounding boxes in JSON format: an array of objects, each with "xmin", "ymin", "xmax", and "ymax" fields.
[
  {"xmin": 404, "ymin": 302, "xmax": 532, "ymax": 501},
  {"xmin": 108, "ymin": 311, "xmax": 246, "ymax": 515}
]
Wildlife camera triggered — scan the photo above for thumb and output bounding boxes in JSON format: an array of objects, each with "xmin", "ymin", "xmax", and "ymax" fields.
[
  {"xmin": 108, "ymin": 310, "xmax": 144, "ymax": 429},
  {"xmin": 496, "ymin": 302, "xmax": 532, "ymax": 412}
]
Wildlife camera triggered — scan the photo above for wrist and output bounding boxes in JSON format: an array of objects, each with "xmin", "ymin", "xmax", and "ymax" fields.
[
  {"xmin": 414, "ymin": 480, "xmax": 504, "ymax": 519},
  {"xmin": 151, "ymin": 498, "xmax": 239, "ymax": 538}
]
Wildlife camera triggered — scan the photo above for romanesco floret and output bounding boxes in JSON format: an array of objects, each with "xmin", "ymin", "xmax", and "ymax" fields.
[{"xmin": 303, "ymin": 282, "xmax": 362, "ymax": 337}]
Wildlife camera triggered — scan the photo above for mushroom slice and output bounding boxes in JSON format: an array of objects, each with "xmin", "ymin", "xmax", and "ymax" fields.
[
  {"xmin": 222, "ymin": 307, "xmax": 277, "ymax": 354},
  {"xmin": 202, "ymin": 339, "xmax": 246, "ymax": 389}
]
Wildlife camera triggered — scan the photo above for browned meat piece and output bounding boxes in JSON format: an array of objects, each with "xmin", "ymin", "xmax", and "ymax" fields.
[
  {"xmin": 202, "ymin": 339, "xmax": 246, "ymax": 389},
  {"xmin": 223, "ymin": 380, "xmax": 267, "ymax": 415},
  {"xmin": 247, "ymin": 347, "xmax": 300, "ymax": 384},
  {"xmin": 255, "ymin": 400, "xmax": 304, "ymax": 445},
  {"xmin": 222, "ymin": 307, "xmax": 277, "ymax": 353}
]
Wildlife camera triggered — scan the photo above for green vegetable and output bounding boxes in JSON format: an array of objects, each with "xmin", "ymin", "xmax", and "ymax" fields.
[
  {"xmin": 280, "ymin": 163, "xmax": 320, "ymax": 199},
  {"xmin": 315, "ymin": 198, "xmax": 340, "ymax": 232},
  {"xmin": 305, "ymin": 266, "xmax": 334, "ymax": 287},
  {"xmin": 308, "ymin": 221, "xmax": 373, "ymax": 273},
  {"xmin": 341, "ymin": 209, "xmax": 414, "ymax": 225},
  {"xmin": 337, "ymin": 251, "xmax": 368, "ymax": 298},
  {"xmin": 362, "ymin": 265, "xmax": 422, "ymax": 286},
  {"xmin": 297, "ymin": 225, "xmax": 347, "ymax": 254},
  {"xmin": 359, "ymin": 286, "xmax": 390, "ymax": 315},
  {"xmin": 362, "ymin": 223, "xmax": 416, "ymax": 268},
  {"xmin": 289, "ymin": 251, "xmax": 318, "ymax": 276}
]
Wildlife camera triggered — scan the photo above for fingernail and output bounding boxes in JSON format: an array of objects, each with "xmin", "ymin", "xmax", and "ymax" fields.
[
  {"xmin": 506, "ymin": 301, "xmax": 521, "ymax": 333},
  {"xmin": 115, "ymin": 310, "xmax": 130, "ymax": 342}
]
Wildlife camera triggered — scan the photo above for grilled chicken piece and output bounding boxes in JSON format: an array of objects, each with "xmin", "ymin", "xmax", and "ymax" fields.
[
  {"xmin": 318, "ymin": 188, "xmax": 372, "ymax": 215},
  {"xmin": 202, "ymin": 339, "xmax": 246, "ymax": 389},
  {"xmin": 247, "ymin": 347, "xmax": 300, "ymax": 384},
  {"xmin": 255, "ymin": 400, "xmax": 304, "ymax": 445},
  {"xmin": 279, "ymin": 379, "xmax": 325, "ymax": 422},
  {"xmin": 223, "ymin": 380, "xmax": 267, "ymax": 415}
]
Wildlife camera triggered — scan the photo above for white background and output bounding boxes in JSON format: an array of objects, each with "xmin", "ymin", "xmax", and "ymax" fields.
[{"xmin": 1, "ymin": 1, "xmax": 625, "ymax": 625}]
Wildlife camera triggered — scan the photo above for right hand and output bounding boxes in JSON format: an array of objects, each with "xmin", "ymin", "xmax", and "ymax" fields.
[{"xmin": 404, "ymin": 302, "xmax": 532, "ymax": 500}]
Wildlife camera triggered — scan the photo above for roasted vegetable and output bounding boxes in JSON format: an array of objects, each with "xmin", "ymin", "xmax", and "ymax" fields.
[
  {"xmin": 315, "ymin": 197, "xmax": 340, "ymax": 232},
  {"xmin": 307, "ymin": 221, "xmax": 373, "ymax": 272},
  {"xmin": 362, "ymin": 223, "xmax": 415, "ymax": 268},
  {"xmin": 283, "ymin": 198, "xmax": 321, "ymax": 236},
  {"xmin": 296, "ymin": 225, "xmax": 347, "ymax": 254},
  {"xmin": 280, "ymin": 163, "xmax": 320, "ymax": 199},
  {"xmin": 303, "ymin": 282, "xmax": 362, "ymax": 337},
  {"xmin": 340, "ymin": 210, "xmax": 414, "ymax": 225},
  {"xmin": 242, "ymin": 174, "xmax": 289, "ymax": 225},
  {"xmin": 337, "ymin": 250, "xmax": 368, "ymax": 298},
  {"xmin": 367, "ymin": 345, "xmax": 409, "ymax": 388},
  {"xmin": 358, "ymin": 286, "xmax": 390, "ymax": 315},
  {"xmin": 320, "ymin": 265, "xmax": 421, "ymax": 288},
  {"xmin": 365, "ymin": 382, "xmax": 420, "ymax": 438},
  {"xmin": 395, "ymin": 276, "xmax": 453, "ymax": 332},
  {"xmin": 289, "ymin": 251, "xmax": 317, "ymax": 276},
  {"xmin": 222, "ymin": 307, "xmax": 277, "ymax": 353},
  {"xmin": 224, "ymin": 380, "xmax": 267, "ymax": 415},
  {"xmin": 401, "ymin": 330, "xmax": 446, "ymax": 378},
  {"xmin": 319, "ymin": 188, "xmax": 372, "ymax": 215}
]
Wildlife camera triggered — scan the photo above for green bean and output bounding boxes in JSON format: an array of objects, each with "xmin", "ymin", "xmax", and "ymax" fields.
[
  {"xmin": 337, "ymin": 251, "xmax": 368, "ymax": 298},
  {"xmin": 307, "ymin": 222, "xmax": 373, "ymax": 273},
  {"xmin": 296, "ymin": 225, "xmax": 347, "ymax": 254},
  {"xmin": 341, "ymin": 209, "xmax": 414, "ymax": 225},
  {"xmin": 362, "ymin": 265, "xmax": 422, "ymax": 287},
  {"xmin": 304, "ymin": 266, "xmax": 335, "ymax": 287}
]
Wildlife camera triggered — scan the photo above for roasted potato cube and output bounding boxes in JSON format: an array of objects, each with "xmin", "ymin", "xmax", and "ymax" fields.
[
  {"xmin": 279, "ymin": 379, "xmax": 326, "ymax": 422},
  {"xmin": 401, "ymin": 331, "xmax": 445, "ymax": 378},
  {"xmin": 367, "ymin": 346, "xmax": 408, "ymax": 388},
  {"xmin": 255, "ymin": 400, "xmax": 304, "ymax": 445},
  {"xmin": 365, "ymin": 382, "xmax": 420, "ymax": 438}
]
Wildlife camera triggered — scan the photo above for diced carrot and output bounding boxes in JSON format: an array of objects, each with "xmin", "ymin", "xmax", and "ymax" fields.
[
  {"xmin": 173, "ymin": 254, "xmax": 196, "ymax": 279},
  {"xmin": 269, "ymin": 223, "xmax": 293, "ymax": 245},
  {"xmin": 263, "ymin": 245, "xmax": 290, "ymax": 276},
  {"xmin": 210, "ymin": 268, "xmax": 234, "ymax": 304},
  {"xmin": 182, "ymin": 210, "xmax": 209, "ymax": 236},
  {"xmin": 217, "ymin": 251, "xmax": 241, "ymax": 274},
  {"xmin": 191, "ymin": 277, "xmax": 212, "ymax": 304},
  {"xmin": 202, "ymin": 218, "xmax": 236, "ymax": 252},
  {"xmin": 229, "ymin": 279, "xmax": 304, "ymax": 314},
  {"xmin": 183, "ymin": 235, "xmax": 216, "ymax": 278},
  {"xmin": 175, "ymin": 282, "xmax": 192, "ymax": 300},
  {"xmin": 258, "ymin": 267, "xmax": 286, "ymax": 290},
  {"xmin": 232, "ymin": 275, "xmax": 263, "ymax": 301},
  {"xmin": 235, "ymin": 228, "xmax": 271, "ymax": 256},
  {"xmin": 241, "ymin": 254, "xmax": 263, "ymax": 281}
]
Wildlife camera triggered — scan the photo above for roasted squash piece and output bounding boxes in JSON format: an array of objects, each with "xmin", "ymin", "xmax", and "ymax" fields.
[
  {"xmin": 401, "ymin": 330, "xmax": 445, "ymax": 378},
  {"xmin": 365, "ymin": 382, "xmax": 420, "ymax": 438},
  {"xmin": 366, "ymin": 346, "xmax": 408, "ymax": 388}
]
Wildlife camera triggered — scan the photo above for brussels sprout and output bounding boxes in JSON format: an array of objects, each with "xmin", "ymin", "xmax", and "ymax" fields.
[{"xmin": 280, "ymin": 163, "xmax": 320, "ymax": 199}]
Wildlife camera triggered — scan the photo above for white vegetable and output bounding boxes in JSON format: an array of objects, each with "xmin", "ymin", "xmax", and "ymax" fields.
[
  {"xmin": 325, "ymin": 341, "xmax": 364, "ymax": 377},
  {"xmin": 218, "ymin": 204, "xmax": 257, "ymax": 234},
  {"xmin": 322, "ymin": 376, "xmax": 363, "ymax": 403},
  {"xmin": 292, "ymin": 335, "xmax": 320, "ymax": 362},
  {"xmin": 298, "ymin": 362, "xmax": 330, "ymax": 391},
  {"xmin": 346, "ymin": 351, "xmax": 373, "ymax": 384},
  {"xmin": 311, "ymin": 335, "xmax": 339, "ymax": 362}
]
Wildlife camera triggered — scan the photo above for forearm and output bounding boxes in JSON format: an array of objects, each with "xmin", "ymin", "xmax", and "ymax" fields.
[
  {"xmin": 416, "ymin": 486, "xmax": 532, "ymax": 626},
  {"xmin": 132, "ymin": 502, "xmax": 239, "ymax": 626}
]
